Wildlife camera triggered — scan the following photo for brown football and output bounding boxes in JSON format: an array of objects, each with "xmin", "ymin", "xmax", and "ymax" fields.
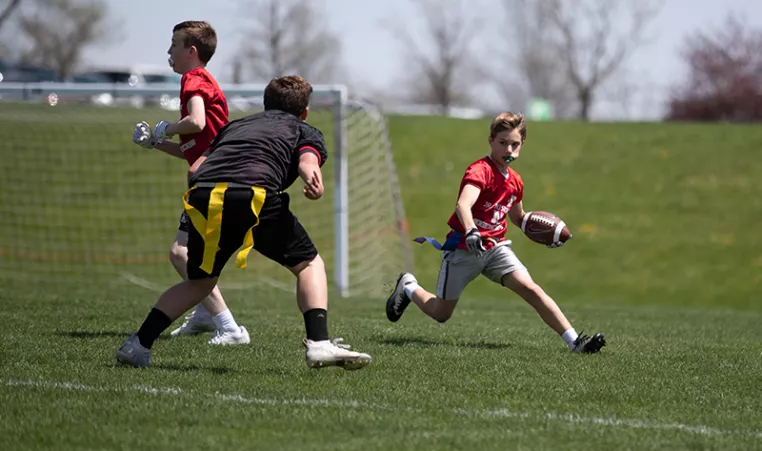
[{"xmin": 521, "ymin": 211, "xmax": 572, "ymax": 246}]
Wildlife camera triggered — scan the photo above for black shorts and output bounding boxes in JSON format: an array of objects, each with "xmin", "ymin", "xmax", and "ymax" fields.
[{"xmin": 185, "ymin": 183, "xmax": 318, "ymax": 280}]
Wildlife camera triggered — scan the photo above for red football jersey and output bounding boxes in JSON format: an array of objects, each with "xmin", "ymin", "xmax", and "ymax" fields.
[
  {"xmin": 179, "ymin": 67, "xmax": 229, "ymax": 165},
  {"xmin": 446, "ymin": 156, "xmax": 524, "ymax": 249}
]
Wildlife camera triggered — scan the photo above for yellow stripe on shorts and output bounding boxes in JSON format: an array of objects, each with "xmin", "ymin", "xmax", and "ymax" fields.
[
  {"xmin": 236, "ymin": 186, "xmax": 266, "ymax": 269},
  {"xmin": 182, "ymin": 183, "xmax": 267, "ymax": 275}
]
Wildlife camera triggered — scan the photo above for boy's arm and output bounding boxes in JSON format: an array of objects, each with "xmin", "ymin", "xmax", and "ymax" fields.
[
  {"xmin": 298, "ymin": 152, "xmax": 324, "ymax": 200},
  {"xmin": 155, "ymin": 141, "xmax": 185, "ymax": 159},
  {"xmin": 157, "ymin": 96, "xmax": 207, "ymax": 138},
  {"xmin": 455, "ymin": 184, "xmax": 481, "ymax": 230},
  {"xmin": 508, "ymin": 200, "xmax": 526, "ymax": 228}
]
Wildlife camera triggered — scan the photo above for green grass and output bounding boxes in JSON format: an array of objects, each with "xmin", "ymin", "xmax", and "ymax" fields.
[{"xmin": 1, "ymin": 104, "xmax": 762, "ymax": 450}]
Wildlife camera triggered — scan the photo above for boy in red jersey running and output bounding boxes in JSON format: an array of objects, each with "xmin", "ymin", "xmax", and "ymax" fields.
[
  {"xmin": 386, "ymin": 112, "xmax": 605, "ymax": 353},
  {"xmin": 132, "ymin": 21, "xmax": 247, "ymax": 345}
]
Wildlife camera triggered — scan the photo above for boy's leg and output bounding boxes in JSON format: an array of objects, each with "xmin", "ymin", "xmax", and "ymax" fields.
[
  {"xmin": 285, "ymin": 254, "xmax": 371, "ymax": 370},
  {"xmin": 386, "ymin": 249, "xmax": 480, "ymax": 323},
  {"xmin": 115, "ymin": 277, "xmax": 218, "ymax": 367},
  {"xmin": 169, "ymin": 222, "xmax": 246, "ymax": 343},
  {"xmin": 486, "ymin": 245, "xmax": 605, "ymax": 353},
  {"xmin": 254, "ymin": 198, "xmax": 370, "ymax": 370}
]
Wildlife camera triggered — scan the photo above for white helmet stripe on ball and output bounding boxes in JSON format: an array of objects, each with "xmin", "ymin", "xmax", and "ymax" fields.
[
  {"xmin": 553, "ymin": 220, "xmax": 566, "ymax": 243},
  {"xmin": 521, "ymin": 212, "xmax": 533, "ymax": 233}
]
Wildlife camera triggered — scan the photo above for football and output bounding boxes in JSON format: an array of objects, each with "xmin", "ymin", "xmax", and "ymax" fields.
[{"xmin": 520, "ymin": 211, "xmax": 572, "ymax": 246}]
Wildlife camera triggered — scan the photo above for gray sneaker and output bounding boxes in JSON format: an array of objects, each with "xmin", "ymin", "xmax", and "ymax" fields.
[{"xmin": 115, "ymin": 333, "xmax": 151, "ymax": 368}]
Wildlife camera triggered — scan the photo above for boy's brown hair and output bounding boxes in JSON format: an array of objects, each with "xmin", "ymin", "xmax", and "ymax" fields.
[
  {"xmin": 490, "ymin": 112, "xmax": 527, "ymax": 141},
  {"xmin": 263, "ymin": 76, "xmax": 313, "ymax": 117},
  {"xmin": 173, "ymin": 21, "xmax": 217, "ymax": 64}
]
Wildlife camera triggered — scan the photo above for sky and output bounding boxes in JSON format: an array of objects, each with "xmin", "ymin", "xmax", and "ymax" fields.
[{"xmin": 67, "ymin": 0, "xmax": 762, "ymax": 120}]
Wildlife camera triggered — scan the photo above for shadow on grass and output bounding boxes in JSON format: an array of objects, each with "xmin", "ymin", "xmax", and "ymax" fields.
[
  {"xmin": 376, "ymin": 336, "xmax": 511, "ymax": 350},
  {"xmin": 110, "ymin": 362, "xmax": 233, "ymax": 374},
  {"xmin": 56, "ymin": 330, "xmax": 171, "ymax": 341},
  {"xmin": 151, "ymin": 364, "xmax": 232, "ymax": 374}
]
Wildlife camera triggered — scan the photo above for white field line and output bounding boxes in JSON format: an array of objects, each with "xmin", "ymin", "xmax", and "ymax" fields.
[{"xmin": 3, "ymin": 378, "xmax": 761, "ymax": 439}]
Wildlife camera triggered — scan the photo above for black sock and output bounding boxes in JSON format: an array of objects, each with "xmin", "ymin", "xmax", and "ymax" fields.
[
  {"xmin": 303, "ymin": 308, "xmax": 329, "ymax": 341},
  {"xmin": 136, "ymin": 308, "xmax": 172, "ymax": 349}
]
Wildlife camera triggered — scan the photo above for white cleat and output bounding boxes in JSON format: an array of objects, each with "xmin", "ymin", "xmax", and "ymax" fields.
[
  {"xmin": 208, "ymin": 326, "xmax": 250, "ymax": 345},
  {"xmin": 115, "ymin": 333, "xmax": 151, "ymax": 368},
  {"xmin": 170, "ymin": 313, "xmax": 215, "ymax": 337},
  {"xmin": 304, "ymin": 338, "xmax": 372, "ymax": 371}
]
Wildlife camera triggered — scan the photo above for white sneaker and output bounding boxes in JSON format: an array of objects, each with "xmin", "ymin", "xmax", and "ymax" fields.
[
  {"xmin": 208, "ymin": 326, "xmax": 250, "ymax": 345},
  {"xmin": 170, "ymin": 313, "xmax": 215, "ymax": 337},
  {"xmin": 304, "ymin": 338, "xmax": 372, "ymax": 370},
  {"xmin": 115, "ymin": 333, "xmax": 150, "ymax": 368}
]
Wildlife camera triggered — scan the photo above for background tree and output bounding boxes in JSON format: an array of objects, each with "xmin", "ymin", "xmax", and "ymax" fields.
[
  {"xmin": 386, "ymin": 0, "xmax": 483, "ymax": 115},
  {"xmin": 16, "ymin": 0, "xmax": 116, "ymax": 80},
  {"xmin": 237, "ymin": 0, "xmax": 343, "ymax": 84},
  {"xmin": 667, "ymin": 14, "xmax": 762, "ymax": 122},
  {"xmin": 540, "ymin": 0, "xmax": 661, "ymax": 121},
  {"xmin": 493, "ymin": 0, "xmax": 576, "ymax": 118}
]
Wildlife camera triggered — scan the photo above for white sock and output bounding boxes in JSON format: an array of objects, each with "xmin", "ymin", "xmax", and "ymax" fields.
[
  {"xmin": 403, "ymin": 282, "xmax": 421, "ymax": 300},
  {"xmin": 194, "ymin": 303, "xmax": 210, "ymax": 318},
  {"xmin": 561, "ymin": 328, "xmax": 578, "ymax": 349},
  {"xmin": 212, "ymin": 309, "xmax": 239, "ymax": 333}
]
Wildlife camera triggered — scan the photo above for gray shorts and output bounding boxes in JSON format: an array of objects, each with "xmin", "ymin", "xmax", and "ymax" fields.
[{"xmin": 436, "ymin": 242, "xmax": 527, "ymax": 301}]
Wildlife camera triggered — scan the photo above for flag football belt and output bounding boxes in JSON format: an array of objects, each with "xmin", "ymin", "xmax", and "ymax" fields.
[
  {"xmin": 413, "ymin": 230, "xmax": 507, "ymax": 251},
  {"xmin": 183, "ymin": 182, "xmax": 266, "ymax": 274}
]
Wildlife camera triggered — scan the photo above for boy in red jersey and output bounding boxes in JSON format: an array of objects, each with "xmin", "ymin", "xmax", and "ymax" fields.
[
  {"xmin": 132, "ymin": 21, "xmax": 247, "ymax": 345},
  {"xmin": 386, "ymin": 112, "xmax": 605, "ymax": 353}
]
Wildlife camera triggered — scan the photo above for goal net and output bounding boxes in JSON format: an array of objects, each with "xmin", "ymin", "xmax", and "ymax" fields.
[{"xmin": 0, "ymin": 82, "xmax": 412, "ymax": 299}]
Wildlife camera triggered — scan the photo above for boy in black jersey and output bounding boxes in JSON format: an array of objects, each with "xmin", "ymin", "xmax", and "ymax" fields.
[{"xmin": 116, "ymin": 76, "xmax": 371, "ymax": 370}]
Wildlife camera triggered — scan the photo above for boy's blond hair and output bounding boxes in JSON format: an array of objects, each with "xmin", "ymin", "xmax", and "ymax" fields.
[
  {"xmin": 490, "ymin": 112, "xmax": 527, "ymax": 141},
  {"xmin": 173, "ymin": 21, "xmax": 217, "ymax": 64}
]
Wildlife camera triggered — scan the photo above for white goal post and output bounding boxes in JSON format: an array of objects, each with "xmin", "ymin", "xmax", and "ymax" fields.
[{"xmin": 0, "ymin": 82, "xmax": 413, "ymax": 298}]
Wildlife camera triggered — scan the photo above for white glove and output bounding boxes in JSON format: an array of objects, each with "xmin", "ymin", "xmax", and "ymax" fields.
[
  {"xmin": 154, "ymin": 120, "xmax": 172, "ymax": 140},
  {"xmin": 465, "ymin": 228, "xmax": 485, "ymax": 256},
  {"xmin": 132, "ymin": 121, "xmax": 162, "ymax": 149},
  {"xmin": 547, "ymin": 240, "xmax": 565, "ymax": 249}
]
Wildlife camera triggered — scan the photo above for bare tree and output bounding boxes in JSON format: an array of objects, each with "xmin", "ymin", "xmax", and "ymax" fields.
[
  {"xmin": 386, "ymin": 0, "xmax": 483, "ymax": 114},
  {"xmin": 667, "ymin": 14, "xmax": 762, "ymax": 122},
  {"xmin": 541, "ymin": 0, "xmax": 661, "ymax": 121},
  {"xmin": 0, "ymin": 0, "xmax": 22, "ymax": 33},
  {"xmin": 494, "ymin": 0, "xmax": 576, "ymax": 117},
  {"xmin": 237, "ymin": 0, "xmax": 342, "ymax": 83},
  {"xmin": 17, "ymin": 0, "xmax": 115, "ymax": 80}
]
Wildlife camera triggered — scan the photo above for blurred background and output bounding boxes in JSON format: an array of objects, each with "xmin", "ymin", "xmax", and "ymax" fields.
[{"xmin": 1, "ymin": 0, "xmax": 761, "ymax": 122}]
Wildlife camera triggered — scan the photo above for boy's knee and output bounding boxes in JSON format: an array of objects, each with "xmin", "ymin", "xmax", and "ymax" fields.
[
  {"xmin": 288, "ymin": 254, "xmax": 324, "ymax": 276},
  {"xmin": 431, "ymin": 300, "xmax": 455, "ymax": 323},
  {"xmin": 169, "ymin": 242, "xmax": 188, "ymax": 267},
  {"xmin": 433, "ymin": 311, "xmax": 452, "ymax": 323}
]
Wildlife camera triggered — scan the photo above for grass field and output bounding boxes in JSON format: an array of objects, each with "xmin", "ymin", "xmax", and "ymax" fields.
[{"xmin": 1, "ymin": 103, "xmax": 762, "ymax": 450}]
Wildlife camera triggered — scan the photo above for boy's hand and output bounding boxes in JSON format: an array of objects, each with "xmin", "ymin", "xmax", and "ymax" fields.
[
  {"xmin": 303, "ymin": 170, "xmax": 323, "ymax": 200},
  {"xmin": 465, "ymin": 228, "xmax": 485, "ymax": 256},
  {"xmin": 547, "ymin": 240, "xmax": 565, "ymax": 249},
  {"xmin": 132, "ymin": 121, "xmax": 161, "ymax": 149},
  {"xmin": 154, "ymin": 121, "xmax": 172, "ymax": 140}
]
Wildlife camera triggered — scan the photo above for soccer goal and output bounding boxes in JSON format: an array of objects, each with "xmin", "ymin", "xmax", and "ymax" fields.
[{"xmin": 0, "ymin": 82, "xmax": 413, "ymax": 299}]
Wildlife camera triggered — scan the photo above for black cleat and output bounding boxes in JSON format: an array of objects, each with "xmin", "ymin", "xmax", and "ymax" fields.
[
  {"xmin": 572, "ymin": 332, "xmax": 606, "ymax": 354},
  {"xmin": 386, "ymin": 272, "xmax": 417, "ymax": 322}
]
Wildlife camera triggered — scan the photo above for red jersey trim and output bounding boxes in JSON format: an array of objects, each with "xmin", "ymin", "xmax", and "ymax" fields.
[{"xmin": 299, "ymin": 146, "xmax": 322, "ymax": 166}]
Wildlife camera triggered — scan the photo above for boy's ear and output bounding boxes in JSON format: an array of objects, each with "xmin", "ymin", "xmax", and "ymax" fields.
[{"xmin": 300, "ymin": 106, "xmax": 309, "ymax": 121}]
